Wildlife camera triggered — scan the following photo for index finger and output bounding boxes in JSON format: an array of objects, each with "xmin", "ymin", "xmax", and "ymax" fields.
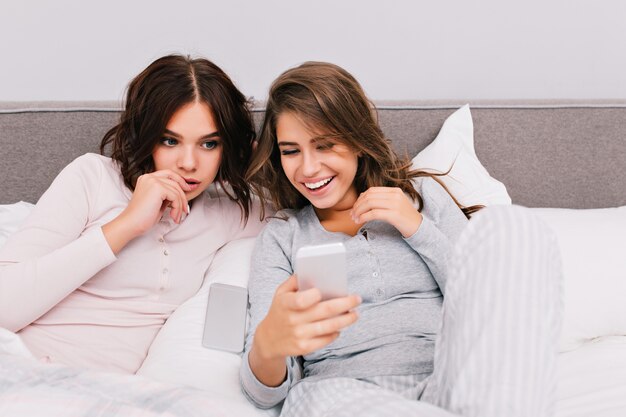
[
  {"xmin": 352, "ymin": 187, "xmax": 402, "ymax": 211},
  {"xmin": 152, "ymin": 170, "xmax": 192, "ymax": 192},
  {"xmin": 284, "ymin": 287, "xmax": 323, "ymax": 311},
  {"xmin": 366, "ymin": 187, "xmax": 397, "ymax": 192}
]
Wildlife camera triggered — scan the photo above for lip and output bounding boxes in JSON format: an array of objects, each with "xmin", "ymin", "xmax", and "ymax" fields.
[
  {"xmin": 299, "ymin": 176, "xmax": 334, "ymax": 186},
  {"xmin": 184, "ymin": 177, "xmax": 201, "ymax": 192},
  {"xmin": 300, "ymin": 176, "xmax": 335, "ymax": 196}
]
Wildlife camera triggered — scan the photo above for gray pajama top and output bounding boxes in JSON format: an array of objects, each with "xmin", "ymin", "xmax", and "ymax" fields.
[{"xmin": 240, "ymin": 177, "xmax": 469, "ymax": 409}]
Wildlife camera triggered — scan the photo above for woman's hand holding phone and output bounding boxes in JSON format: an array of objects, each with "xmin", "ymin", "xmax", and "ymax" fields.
[
  {"xmin": 249, "ymin": 275, "xmax": 361, "ymax": 387},
  {"xmin": 102, "ymin": 170, "xmax": 191, "ymax": 254},
  {"xmin": 350, "ymin": 187, "xmax": 423, "ymax": 238}
]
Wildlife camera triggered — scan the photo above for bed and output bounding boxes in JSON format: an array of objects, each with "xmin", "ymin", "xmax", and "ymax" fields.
[{"xmin": 1, "ymin": 100, "xmax": 625, "ymax": 416}]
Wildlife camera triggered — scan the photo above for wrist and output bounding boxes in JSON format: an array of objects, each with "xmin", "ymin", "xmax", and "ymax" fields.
[
  {"xmin": 102, "ymin": 212, "xmax": 142, "ymax": 254},
  {"xmin": 252, "ymin": 322, "xmax": 279, "ymax": 362},
  {"xmin": 249, "ymin": 331, "xmax": 288, "ymax": 387},
  {"xmin": 400, "ymin": 212, "xmax": 423, "ymax": 238}
]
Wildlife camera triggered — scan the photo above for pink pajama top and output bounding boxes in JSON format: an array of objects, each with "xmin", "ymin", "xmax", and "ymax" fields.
[{"xmin": 0, "ymin": 153, "xmax": 264, "ymax": 373}]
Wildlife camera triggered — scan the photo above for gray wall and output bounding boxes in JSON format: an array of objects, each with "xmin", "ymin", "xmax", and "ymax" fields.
[{"xmin": 2, "ymin": 0, "xmax": 626, "ymax": 101}]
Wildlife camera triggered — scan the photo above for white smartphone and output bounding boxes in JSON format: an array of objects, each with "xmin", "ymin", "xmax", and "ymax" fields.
[
  {"xmin": 295, "ymin": 242, "xmax": 348, "ymax": 300},
  {"xmin": 202, "ymin": 283, "xmax": 248, "ymax": 353}
]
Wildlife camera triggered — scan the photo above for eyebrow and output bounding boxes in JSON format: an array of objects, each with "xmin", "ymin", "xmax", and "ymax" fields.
[
  {"xmin": 277, "ymin": 136, "xmax": 335, "ymax": 147},
  {"xmin": 277, "ymin": 141, "xmax": 299, "ymax": 147},
  {"xmin": 164, "ymin": 129, "xmax": 221, "ymax": 140}
]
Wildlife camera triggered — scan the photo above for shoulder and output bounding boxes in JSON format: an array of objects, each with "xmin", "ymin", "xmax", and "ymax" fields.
[
  {"xmin": 62, "ymin": 153, "xmax": 120, "ymax": 183},
  {"xmin": 70, "ymin": 153, "xmax": 116, "ymax": 170},
  {"xmin": 201, "ymin": 185, "xmax": 242, "ymax": 213},
  {"xmin": 198, "ymin": 185, "xmax": 251, "ymax": 218},
  {"xmin": 261, "ymin": 208, "xmax": 299, "ymax": 238},
  {"xmin": 412, "ymin": 176, "xmax": 468, "ymax": 230},
  {"xmin": 248, "ymin": 208, "xmax": 305, "ymax": 278},
  {"xmin": 72, "ymin": 153, "xmax": 133, "ymax": 196},
  {"xmin": 254, "ymin": 207, "xmax": 309, "ymax": 251},
  {"xmin": 412, "ymin": 175, "xmax": 445, "ymax": 197},
  {"xmin": 412, "ymin": 176, "xmax": 452, "ymax": 210},
  {"xmin": 46, "ymin": 153, "xmax": 113, "ymax": 193},
  {"xmin": 195, "ymin": 186, "xmax": 271, "ymax": 239}
]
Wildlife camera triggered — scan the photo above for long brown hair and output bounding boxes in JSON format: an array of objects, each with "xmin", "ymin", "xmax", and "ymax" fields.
[
  {"xmin": 100, "ymin": 54, "xmax": 256, "ymax": 221},
  {"xmin": 247, "ymin": 61, "xmax": 481, "ymax": 219}
]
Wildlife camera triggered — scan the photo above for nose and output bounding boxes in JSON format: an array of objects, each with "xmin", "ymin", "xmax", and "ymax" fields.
[
  {"xmin": 301, "ymin": 150, "xmax": 321, "ymax": 177},
  {"xmin": 178, "ymin": 146, "xmax": 197, "ymax": 172}
]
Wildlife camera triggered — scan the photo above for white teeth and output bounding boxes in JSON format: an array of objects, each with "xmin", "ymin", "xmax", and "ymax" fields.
[{"xmin": 304, "ymin": 177, "xmax": 333, "ymax": 190}]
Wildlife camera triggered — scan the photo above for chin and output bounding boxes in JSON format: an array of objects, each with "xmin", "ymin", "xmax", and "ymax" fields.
[
  {"xmin": 308, "ymin": 197, "xmax": 339, "ymax": 210},
  {"xmin": 186, "ymin": 191, "xmax": 201, "ymax": 202}
]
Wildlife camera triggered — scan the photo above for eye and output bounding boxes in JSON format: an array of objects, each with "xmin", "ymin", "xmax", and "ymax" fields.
[
  {"xmin": 161, "ymin": 137, "xmax": 178, "ymax": 146},
  {"xmin": 202, "ymin": 140, "xmax": 219, "ymax": 150},
  {"xmin": 281, "ymin": 149, "xmax": 299, "ymax": 156}
]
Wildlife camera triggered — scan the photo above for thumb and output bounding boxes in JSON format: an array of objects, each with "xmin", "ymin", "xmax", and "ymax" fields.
[{"xmin": 276, "ymin": 274, "xmax": 298, "ymax": 295}]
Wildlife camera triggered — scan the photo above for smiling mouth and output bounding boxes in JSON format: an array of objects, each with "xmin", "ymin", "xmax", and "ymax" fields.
[{"xmin": 304, "ymin": 177, "xmax": 334, "ymax": 191}]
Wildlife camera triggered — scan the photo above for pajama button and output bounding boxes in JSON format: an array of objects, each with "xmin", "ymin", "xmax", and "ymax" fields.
[
  {"xmin": 376, "ymin": 289, "xmax": 383, "ymax": 296},
  {"xmin": 372, "ymin": 272, "xmax": 378, "ymax": 277},
  {"xmin": 163, "ymin": 250, "xmax": 169, "ymax": 256},
  {"xmin": 158, "ymin": 237, "xmax": 164, "ymax": 242},
  {"xmin": 162, "ymin": 268, "xmax": 168, "ymax": 274}
]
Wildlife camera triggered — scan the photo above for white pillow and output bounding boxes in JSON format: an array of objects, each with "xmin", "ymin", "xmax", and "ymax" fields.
[
  {"xmin": 531, "ymin": 206, "xmax": 626, "ymax": 352},
  {"xmin": 137, "ymin": 237, "xmax": 277, "ymax": 417},
  {"xmin": 411, "ymin": 105, "xmax": 511, "ymax": 207},
  {"xmin": 0, "ymin": 201, "xmax": 35, "ymax": 249}
]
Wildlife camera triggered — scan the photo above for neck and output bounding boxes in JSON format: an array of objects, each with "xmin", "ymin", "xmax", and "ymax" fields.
[
  {"xmin": 314, "ymin": 205, "xmax": 352, "ymax": 223},
  {"xmin": 313, "ymin": 188, "xmax": 361, "ymax": 236}
]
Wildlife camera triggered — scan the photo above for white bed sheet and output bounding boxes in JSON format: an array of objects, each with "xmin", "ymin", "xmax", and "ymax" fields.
[{"xmin": 556, "ymin": 336, "xmax": 626, "ymax": 417}]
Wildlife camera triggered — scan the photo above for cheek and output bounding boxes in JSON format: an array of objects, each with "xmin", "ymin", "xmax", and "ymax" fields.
[
  {"xmin": 151, "ymin": 148, "xmax": 169, "ymax": 170},
  {"xmin": 203, "ymin": 150, "xmax": 222, "ymax": 172},
  {"xmin": 280, "ymin": 158, "xmax": 298, "ymax": 182},
  {"xmin": 214, "ymin": 151, "xmax": 223, "ymax": 171}
]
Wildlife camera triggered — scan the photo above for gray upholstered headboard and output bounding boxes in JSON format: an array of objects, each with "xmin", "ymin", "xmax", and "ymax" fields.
[{"xmin": 1, "ymin": 100, "xmax": 625, "ymax": 208}]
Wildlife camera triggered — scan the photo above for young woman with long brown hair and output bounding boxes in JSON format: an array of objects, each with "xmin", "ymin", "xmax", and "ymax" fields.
[{"xmin": 241, "ymin": 62, "xmax": 562, "ymax": 417}]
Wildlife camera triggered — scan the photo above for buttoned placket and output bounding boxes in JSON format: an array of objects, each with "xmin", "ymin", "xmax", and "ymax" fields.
[
  {"xmin": 157, "ymin": 216, "xmax": 174, "ymax": 294},
  {"xmin": 359, "ymin": 228, "xmax": 385, "ymax": 300}
]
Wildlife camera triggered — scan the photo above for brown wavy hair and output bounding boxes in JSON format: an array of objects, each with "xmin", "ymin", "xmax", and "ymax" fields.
[
  {"xmin": 100, "ymin": 54, "xmax": 256, "ymax": 222},
  {"xmin": 247, "ymin": 61, "xmax": 482, "ymax": 219}
]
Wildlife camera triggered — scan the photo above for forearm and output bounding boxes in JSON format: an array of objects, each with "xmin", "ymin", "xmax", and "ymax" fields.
[
  {"xmin": 404, "ymin": 216, "xmax": 454, "ymax": 292},
  {"xmin": 102, "ymin": 213, "xmax": 143, "ymax": 255},
  {"xmin": 248, "ymin": 340, "xmax": 288, "ymax": 387},
  {"xmin": 240, "ymin": 348, "xmax": 299, "ymax": 409},
  {"xmin": 241, "ymin": 316, "xmax": 299, "ymax": 408},
  {"xmin": 0, "ymin": 228, "xmax": 116, "ymax": 331}
]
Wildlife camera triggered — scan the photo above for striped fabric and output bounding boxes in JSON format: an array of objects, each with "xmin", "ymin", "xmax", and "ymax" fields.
[{"xmin": 281, "ymin": 205, "xmax": 563, "ymax": 417}]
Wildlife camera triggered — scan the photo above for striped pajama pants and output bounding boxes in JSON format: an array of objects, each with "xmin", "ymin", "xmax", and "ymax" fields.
[{"xmin": 281, "ymin": 205, "xmax": 563, "ymax": 417}]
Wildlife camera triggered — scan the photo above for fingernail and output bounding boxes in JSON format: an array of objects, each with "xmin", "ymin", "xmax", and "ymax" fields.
[{"xmin": 186, "ymin": 203, "xmax": 190, "ymax": 214}]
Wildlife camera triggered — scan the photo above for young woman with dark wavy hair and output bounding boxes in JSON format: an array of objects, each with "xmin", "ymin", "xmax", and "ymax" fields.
[
  {"xmin": 0, "ymin": 54, "xmax": 264, "ymax": 373},
  {"xmin": 241, "ymin": 62, "xmax": 562, "ymax": 417}
]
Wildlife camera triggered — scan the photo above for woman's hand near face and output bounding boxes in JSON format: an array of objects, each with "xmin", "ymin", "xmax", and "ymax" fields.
[
  {"xmin": 249, "ymin": 275, "xmax": 361, "ymax": 387},
  {"xmin": 350, "ymin": 187, "xmax": 423, "ymax": 238},
  {"xmin": 102, "ymin": 170, "xmax": 191, "ymax": 254}
]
